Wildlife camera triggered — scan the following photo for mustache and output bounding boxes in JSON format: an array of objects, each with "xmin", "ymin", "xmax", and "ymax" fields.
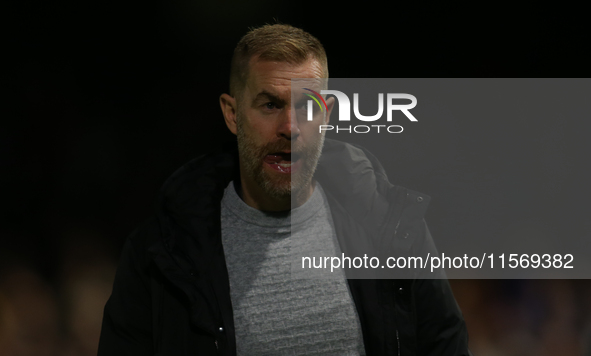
[{"xmin": 257, "ymin": 140, "xmax": 306, "ymax": 156}]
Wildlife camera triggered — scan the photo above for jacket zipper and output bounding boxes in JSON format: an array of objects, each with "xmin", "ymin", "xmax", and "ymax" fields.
[
  {"xmin": 396, "ymin": 329, "xmax": 400, "ymax": 356},
  {"xmin": 393, "ymin": 287, "xmax": 401, "ymax": 356},
  {"xmin": 394, "ymin": 278, "xmax": 401, "ymax": 356}
]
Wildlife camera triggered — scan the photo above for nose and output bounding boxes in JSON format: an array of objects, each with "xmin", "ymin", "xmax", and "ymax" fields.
[{"xmin": 278, "ymin": 106, "xmax": 300, "ymax": 140}]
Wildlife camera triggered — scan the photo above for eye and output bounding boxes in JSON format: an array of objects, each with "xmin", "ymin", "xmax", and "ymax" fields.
[
  {"xmin": 295, "ymin": 100, "xmax": 307, "ymax": 110},
  {"xmin": 265, "ymin": 102, "xmax": 277, "ymax": 110}
]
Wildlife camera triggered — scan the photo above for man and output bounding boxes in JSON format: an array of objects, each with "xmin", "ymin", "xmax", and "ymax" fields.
[{"xmin": 98, "ymin": 24, "xmax": 472, "ymax": 355}]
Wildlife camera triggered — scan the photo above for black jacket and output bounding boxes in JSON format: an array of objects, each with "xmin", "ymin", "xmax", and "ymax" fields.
[{"xmin": 98, "ymin": 138, "xmax": 472, "ymax": 356}]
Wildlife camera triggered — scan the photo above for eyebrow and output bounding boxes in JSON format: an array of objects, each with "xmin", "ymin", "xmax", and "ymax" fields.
[{"xmin": 252, "ymin": 90, "xmax": 287, "ymax": 106}]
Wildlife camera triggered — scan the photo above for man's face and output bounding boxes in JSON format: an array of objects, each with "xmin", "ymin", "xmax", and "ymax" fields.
[{"xmin": 234, "ymin": 57, "xmax": 330, "ymax": 203}]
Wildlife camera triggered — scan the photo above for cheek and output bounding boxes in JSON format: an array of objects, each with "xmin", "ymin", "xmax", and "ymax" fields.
[
  {"xmin": 299, "ymin": 120, "xmax": 324, "ymax": 139},
  {"xmin": 240, "ymin": 113, "xmax": 275, "ymax": 142}
]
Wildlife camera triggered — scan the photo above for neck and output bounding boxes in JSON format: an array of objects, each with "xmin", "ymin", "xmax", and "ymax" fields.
[{"xmin": 238, "ymin": 174, "xmax": 315, "ymax": 212}]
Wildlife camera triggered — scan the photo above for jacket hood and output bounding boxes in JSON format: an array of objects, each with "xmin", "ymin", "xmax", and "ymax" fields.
[
  {"xmin": 155, "ymin": 138, "xmax": 430, "ymax": 261},
  {"xmin": 156, "ymin": 138, "xmax": 428, "ymax": 235}
]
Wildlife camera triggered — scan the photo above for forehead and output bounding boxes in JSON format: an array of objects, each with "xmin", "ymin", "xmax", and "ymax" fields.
[{"xmin": 244, "ymin": 56, "xmax": 325, "ymax": 98}]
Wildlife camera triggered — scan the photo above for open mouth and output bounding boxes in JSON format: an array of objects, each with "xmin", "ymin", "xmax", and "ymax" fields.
[{"xmin": 263, "ymin": 152, "xmax": 301, "ymax": 173}]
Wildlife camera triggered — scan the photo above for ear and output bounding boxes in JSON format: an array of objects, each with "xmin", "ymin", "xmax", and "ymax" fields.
[
  {"xmin": 324, "ymin": 96, "xmax": 335, "ymax": 125},
  {"xmin": 220, "ymin": 93, "xmax": 238, "ymax": 135}
]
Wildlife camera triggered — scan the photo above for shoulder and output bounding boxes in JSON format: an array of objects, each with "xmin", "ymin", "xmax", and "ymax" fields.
[
  {"xmin": 116, "ymin": 216, "xmax": 162, "ymax": 278},
  {"xmin": 317, "ymin": 138, "xmax": 430, "ymax": 225},
  {"xmin": 155, "ymin": 139, "xmax": 238, "ymax": 220}
]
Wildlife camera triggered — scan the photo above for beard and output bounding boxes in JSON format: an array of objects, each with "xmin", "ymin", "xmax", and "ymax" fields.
[{"xmin": 236, "ymin": 112, "xmax": 325, "ymax": 201}]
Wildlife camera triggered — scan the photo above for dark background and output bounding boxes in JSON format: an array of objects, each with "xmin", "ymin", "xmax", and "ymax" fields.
[{"xmin": 3, "ymin": 1, "xmax": 591, "ymax": 355}]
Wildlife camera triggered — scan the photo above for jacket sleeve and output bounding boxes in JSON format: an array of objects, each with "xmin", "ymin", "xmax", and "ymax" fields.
[
  {"xmin": 98, "ymin": 221, "xmax": 156, "ymax": 356},
  {"xmin": 414, "ymin": 222, "xmax": 473, "ymax": 356}
]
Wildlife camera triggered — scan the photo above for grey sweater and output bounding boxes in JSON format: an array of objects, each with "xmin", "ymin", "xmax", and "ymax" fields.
[{"xmin": 220, "ymin": 181, "xmax": 366, "ymax": 355}]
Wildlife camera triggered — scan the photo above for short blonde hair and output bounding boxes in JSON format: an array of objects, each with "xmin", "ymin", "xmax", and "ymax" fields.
[{"xmin": 229, "ymin": 24, "xmax": 328, "ymax": 100}]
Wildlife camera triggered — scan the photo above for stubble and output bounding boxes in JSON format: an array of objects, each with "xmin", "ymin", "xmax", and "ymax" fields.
[{"xmin": 236, "ymin": 111, "xmax": 325, "ymax": 202}]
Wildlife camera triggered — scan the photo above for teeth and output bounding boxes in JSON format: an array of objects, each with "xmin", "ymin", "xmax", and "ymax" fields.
[{"xmin": 278, "ymin": 163, "xmax": 292, "ymax": 167}]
